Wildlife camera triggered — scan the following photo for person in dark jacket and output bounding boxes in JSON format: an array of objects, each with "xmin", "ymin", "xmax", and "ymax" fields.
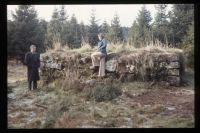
[
  {"xmin": 90, "ymin": 33, "xmax": 107, "ymax": 77},
  {"xmin": 24, "ymin": 45, "xmax": 40, "ymax": 90}
]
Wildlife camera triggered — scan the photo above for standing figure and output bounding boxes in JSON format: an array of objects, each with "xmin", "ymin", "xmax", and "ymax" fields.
[
  {"xmin": 90, "ymin": 33, "xmax": 107, "ymax": 77},
  {"xmin": 24, "ymin": 45, "xmax": 40, "ymax": 90}
]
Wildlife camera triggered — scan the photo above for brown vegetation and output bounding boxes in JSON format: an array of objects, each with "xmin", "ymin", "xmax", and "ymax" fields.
[{"xmin": 7, "ymin": 44, "xmax": 194, "ymax": 128}]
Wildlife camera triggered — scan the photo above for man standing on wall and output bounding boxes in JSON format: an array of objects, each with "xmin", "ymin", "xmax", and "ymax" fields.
[{"xmin": 24, "ymin": 45, "xmax": 40, "ymax": 91}]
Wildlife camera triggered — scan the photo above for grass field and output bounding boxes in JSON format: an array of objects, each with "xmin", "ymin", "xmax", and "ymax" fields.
[{"xmin": 7, "ymin": 57, "xmax": 194, "ymax": 128}]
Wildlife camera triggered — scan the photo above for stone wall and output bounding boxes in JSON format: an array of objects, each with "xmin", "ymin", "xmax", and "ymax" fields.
[{"xmin": 40, "ymin": 50, "xmax": 184, "ymax": 86}]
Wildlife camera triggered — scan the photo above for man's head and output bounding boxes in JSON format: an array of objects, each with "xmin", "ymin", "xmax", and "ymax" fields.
[
  {"xmin": 98, "ymin": 33, "xmax": 105, "ymax": 40},
  {"xmin": 30, "ymin": 45, "xmax": 36, "ymax": 53}
]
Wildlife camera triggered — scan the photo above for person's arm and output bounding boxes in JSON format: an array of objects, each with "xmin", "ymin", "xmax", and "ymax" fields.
[
  {"xmin": 98, "ymin": 39, "xmax": 107, "ymax": 50},
  {"xmin": 37, "ymin": 54, "xmax": 41, "ymax": 68},
  {"xmin": 24, "ymin": 53, "xmax": 29, "ymax": 66}
]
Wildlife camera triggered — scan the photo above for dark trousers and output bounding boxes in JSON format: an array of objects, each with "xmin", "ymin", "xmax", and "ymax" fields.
[{"xmin": 28, "ymin": 80, "xmax": 37, "ymax": 90}]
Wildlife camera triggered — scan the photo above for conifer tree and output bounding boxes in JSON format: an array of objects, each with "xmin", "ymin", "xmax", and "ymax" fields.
[
  {"xmin": 108, "ymin": 13, "xmax": 124, "ymax": 44},
  {"xmin": 88, "ymin": 9, "xmax": 99, "ymax": 47},
  {"xmin": 9, "ymin": 5, "xmax": 43, "ymax": 61}
]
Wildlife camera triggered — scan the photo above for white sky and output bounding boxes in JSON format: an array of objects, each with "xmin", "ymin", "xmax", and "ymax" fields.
[{"xmin": 7, "ymin": 4, "xmax": 173, "ymax": 27}]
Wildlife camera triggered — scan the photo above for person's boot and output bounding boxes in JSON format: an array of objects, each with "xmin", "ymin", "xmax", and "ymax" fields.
[
  {"xmin": 28, "ymin": 81, "xmax": 32, "ymax": 91},
  {"xmin": 33, "ymin": 81, "xmax": 37, "ymax": 90},
  {"xmin": 90, "ymin": 66, "xmax": 96, "ymax": 70}
]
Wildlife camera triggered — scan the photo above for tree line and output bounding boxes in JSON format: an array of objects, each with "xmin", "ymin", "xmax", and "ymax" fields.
[{"xmin": 7, "ymin": 4, "xmax": 194, "ymax": 67}]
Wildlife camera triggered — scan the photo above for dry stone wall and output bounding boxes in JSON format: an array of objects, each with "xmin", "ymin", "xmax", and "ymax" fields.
[{"xmin": 40, "ymin": 50, "xmax": 184, "ymax": 86}]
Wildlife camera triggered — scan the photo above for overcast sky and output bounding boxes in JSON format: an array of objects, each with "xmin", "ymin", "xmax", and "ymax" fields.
[{"xmin": 7, "ymin": 4, "xmax": 173, "ymax": 27}]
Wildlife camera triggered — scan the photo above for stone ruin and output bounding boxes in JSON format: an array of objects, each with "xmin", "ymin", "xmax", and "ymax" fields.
[{"xmin": 39, "ymin": 48, "xmax": 185, "ymax": 87}]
